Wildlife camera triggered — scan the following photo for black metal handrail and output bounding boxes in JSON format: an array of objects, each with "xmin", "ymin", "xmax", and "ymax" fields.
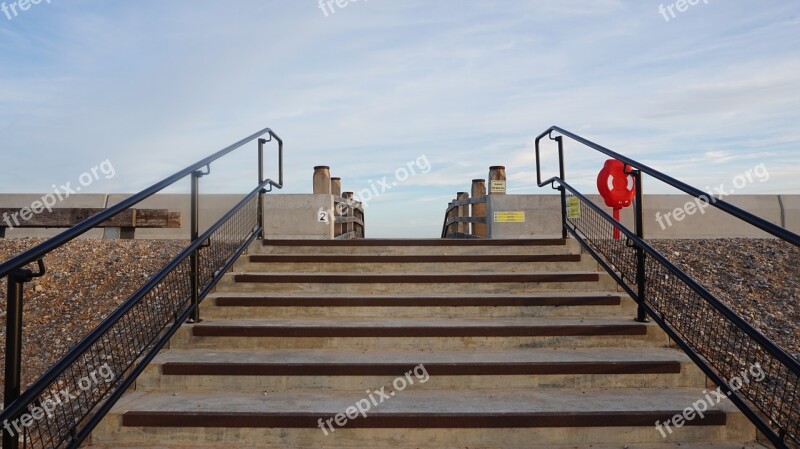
[
  {"xmin": 535, "ymin": 126, "xmax": 799, "ymax": 449},
  {"xmin": 0, "ymin": 128, "xmax": 283, "ymax": 449},
  {"xmin": 535, "ymin": 126, "xmax": 800, "ymax": 247}
]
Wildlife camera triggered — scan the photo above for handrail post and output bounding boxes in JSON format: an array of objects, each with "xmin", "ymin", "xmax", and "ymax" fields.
[
  {"xmin": 3, "ymin": 270, "xmax": 27, "ymax": 449},
  {"xmin": 257, "ymin": 138, "xmax": 266, "ymax": 240},
  {"xmin": 556, "ymin": 136, "xmax": 567, "ymax": 240},
  {"xmin": 189, "ymin": 169, "xmax": 204, "ymax": 323},
  {"xmin": 631, "ymin": 168, "xmax": 649, "ymax": 323}
]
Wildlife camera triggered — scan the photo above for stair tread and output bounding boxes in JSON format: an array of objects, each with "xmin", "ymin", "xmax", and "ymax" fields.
[
  {"xmin": 192, "ymin": 317, "xmax": 648, "ymax": 328},
  {"xmin": 153, "ymin": 347, "xmax": 689, "ymax": 366},
  {"xmin": 262, "ymin": 239, "xmax": 567, "ymax": 246},
  {"xmin": 209, "ymin": 292, "xmax": 623, "ymax": 299},
  {"xmin": 112, "ymin": 388, "xmax": 740, "ymax": 418},
  {"xmin": 95, "ymin": 444, "xmax": 769, "ymax": 449}
]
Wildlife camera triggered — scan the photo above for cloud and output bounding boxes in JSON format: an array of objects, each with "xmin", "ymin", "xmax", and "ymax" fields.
[{"xmin": 1, "ymin": 0, "xmax": 799, "ymax": 237}]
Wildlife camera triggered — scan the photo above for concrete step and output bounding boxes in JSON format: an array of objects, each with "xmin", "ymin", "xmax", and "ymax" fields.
[
  {"xmin": 215, "ymin": 271, "xmax": 618, "ymax": 294},
  {"xmin": 93, "ymin": 444, "xmax": 770, "ymax": 449},
  {"xmin": 235, "ymin": 253, "xmax": 598, "ymax": 273},
  {"xmin": 255, "ymin": 238, "xmax": 581, "ymax": 256},
  {"xmin": 171, "ymin": 317, "xmax": 664, "ymax": 350},
  {"xmin": 200, "ymin": 292, "xmax": 636, "ymax": 319},
  {"xmin": 137, "ymin": 347, "xmax": 704, "ymax": 392},
  {"xmin": 93, "ymin": 388, "xmax": 754, "ymax": 448}
]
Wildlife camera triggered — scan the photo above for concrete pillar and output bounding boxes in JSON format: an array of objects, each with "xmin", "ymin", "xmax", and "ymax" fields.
[
  {"xmin": 489, "ymin": 166, "xmax": 507, "ymax": 195},
  {"xmin": 331, "ymin": 177, "xmax": 342, "ymax": 236},
  {"xmin": 457, "ymin": 192, "xmax": 469, "ymax": 235},
  {"xmin": 313, "ymin": 166, "xmax": 332, "ymax": 195},
  {"xmin": 471, "ymin": 179, "xmax": 487, "ymax": 237}
]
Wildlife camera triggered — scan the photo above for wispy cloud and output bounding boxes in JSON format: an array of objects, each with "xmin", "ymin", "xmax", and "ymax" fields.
[{"xmin": 0, "ymin": 0, "xmax": 798, "ymax": 237}]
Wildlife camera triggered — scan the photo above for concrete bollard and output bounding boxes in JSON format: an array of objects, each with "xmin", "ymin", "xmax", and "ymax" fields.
[
  {"xmin": 489, "ymin": 166, "xmax": 507, "ymax": 195},
  {"xmin": 457, "ymin": 192, "xmax": 469, "ymax": 235},
  {"xmin": 313, "ymin": 166, "xmax": 332, "ymax": 195},
  {"xmin": 330, "ymin": 177, "xmax": 342, "ymax": 197},
  {"xmin": 471, "ymin": 179, "xmax": 487, "ymax": 237}
]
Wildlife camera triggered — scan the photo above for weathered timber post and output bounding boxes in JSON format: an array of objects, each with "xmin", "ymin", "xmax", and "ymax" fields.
[{"xmin": 471, "ymin": 179, "xmax": 487, "ymax": 237}]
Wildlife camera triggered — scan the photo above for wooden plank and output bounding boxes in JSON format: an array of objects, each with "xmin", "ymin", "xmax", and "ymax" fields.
[{"xmin": 0, "ymin": 208, "xmax": 182, "ymax": 229}]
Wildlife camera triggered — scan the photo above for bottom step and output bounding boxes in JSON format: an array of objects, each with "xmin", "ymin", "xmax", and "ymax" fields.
[{"xmin": 94, "ymin": 388, "xmax": 755, "ymax": 448}]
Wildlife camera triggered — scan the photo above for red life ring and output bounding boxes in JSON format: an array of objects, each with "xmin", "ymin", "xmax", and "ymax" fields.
[{"xmin": 597, "ymin": 159, "xmax": 635, "ymax": 208}]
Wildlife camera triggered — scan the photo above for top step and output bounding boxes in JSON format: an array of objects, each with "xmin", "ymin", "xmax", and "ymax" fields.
[{"xmin": 258, "ymin": 239, "xmax": 578, "ymax": 256}]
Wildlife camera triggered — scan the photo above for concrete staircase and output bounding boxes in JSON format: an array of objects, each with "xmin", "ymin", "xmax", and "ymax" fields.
[{"xmin": 91, "ymin": 239, "xmax": 763, "ymax": 449}]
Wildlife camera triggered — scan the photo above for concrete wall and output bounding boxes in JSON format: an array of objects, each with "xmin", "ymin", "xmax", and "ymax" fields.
[
  {"xmin": 0, "ymin": 193, "xmax": 336, "ymax": 240},
  {"xmin": 485, "ymin": 194, "xmax": 799, "ymax": 239},
  {"xmin": 263, "ymin": 194, "xmax": 334, "ymax": 240}
]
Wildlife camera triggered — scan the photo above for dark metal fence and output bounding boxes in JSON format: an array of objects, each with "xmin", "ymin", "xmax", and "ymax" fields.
[
  {"xmin": 536, "ymin": 126, "xmax": 799, "ymax": 449},
  {"xmin": 0, "ymin": 128, "xmax": 283, "ymax": 449}
]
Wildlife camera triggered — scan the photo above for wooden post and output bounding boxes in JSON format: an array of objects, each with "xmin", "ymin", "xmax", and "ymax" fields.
[
  {"xmin": 457, "ymin": 192, "xmax": 469, "ymax": 235},
  {"xmin": 313, "ymin": 166, "xmax": 332, "ymax": 195},
  {"xmin": 471, "ymin": 179, "xmax": 487, "ymax": 237},
  {"xmin": 331, "ymin": 177, "xmax": 342, "ymax": 237},
  {"xmin": 488, "ymin": 166, "xmax": 507, "ymax": 195},
  {"xmin": 445, "ymin": 199, "xmax": 456, "ymax": 238},
  {"xmin": 342, "ymin": 192, "xmax": 354, "ymax": 237}
]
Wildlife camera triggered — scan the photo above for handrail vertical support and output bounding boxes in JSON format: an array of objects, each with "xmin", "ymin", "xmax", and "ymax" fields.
[
  {"xmin": 257, "ymin": 138, "xmax": 266, "ymax": 240},
  {"xmin": 631, "ymin": 168, "xmax": 649, "ymax": 323},
  {"xmin": 189, "ymin": 169, "xmax": 204, "ymax": 324},
  {"xmin": 3, "ymin": 270, "xmax": 26, "ymax": 449},
  {"xmin": 555, "ymin": 136, "xmax": 568, "ymax": 240}
]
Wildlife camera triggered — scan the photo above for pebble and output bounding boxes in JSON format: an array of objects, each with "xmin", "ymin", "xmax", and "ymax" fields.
[{"xmin": 0, "ymin": 237, "xmax": 186, "ymax": 402}]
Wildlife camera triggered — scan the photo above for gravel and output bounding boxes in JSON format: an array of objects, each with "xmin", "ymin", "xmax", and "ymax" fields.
[
  {"xmin": 650, "ymin": 239, "xmax": 800, "ymax": 361},
  {"xmin": 0, "ymin": 238, "xmax": 187, "ymax": 404}
]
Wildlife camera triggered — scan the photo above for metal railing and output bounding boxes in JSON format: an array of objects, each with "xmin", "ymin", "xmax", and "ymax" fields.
[
  {"xmin": 334, "ymin": 196, "xmax": 365, "ymax": 239},
  {"xmin": 441, "ymin": 196, "xmax": 487, "ymax": 239},
  {"xmin": 0, "ymin": 128, "xmax": 284, "ymax": 449},
  {"xmin": 535, "ymin": 125, "xmax": 799, "ymax": 449}
]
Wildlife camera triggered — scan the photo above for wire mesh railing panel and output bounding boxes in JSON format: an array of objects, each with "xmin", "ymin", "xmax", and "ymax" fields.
[
  {"xmin": 564, "ymin": 191, "xmax": 637, "ymax": 287},
  {"xmin": 198, "ymin": 195, "xmax": 259, "ymax": 291},
  {"xmin": 17, "ymin": 256, "xmax": 192, "ymax": 449},
  {"xmin": 564, "ymin": 189, "xmax": 799, "ymax": 449},
  {"xmin": 644, "ymin": 255, "xmax": 800, "ymax": 448}
]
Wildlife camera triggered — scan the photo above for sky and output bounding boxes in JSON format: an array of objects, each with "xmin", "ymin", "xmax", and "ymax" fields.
[{"xmin": 1, "ymin": 0, "xmax": 799, "ymax": 237}]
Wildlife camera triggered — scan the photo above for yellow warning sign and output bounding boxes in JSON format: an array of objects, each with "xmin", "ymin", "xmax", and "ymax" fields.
[
  {"xmin": 490, "ymin": 180, "xmax": 507, "ymax": 193},
  {"xmin": 493, "ymin": 211, "xmax": 525, "ymax": 223},
  {"xmin": 567, "ymin": 197, "xmax": 581, "ymax": 218}
]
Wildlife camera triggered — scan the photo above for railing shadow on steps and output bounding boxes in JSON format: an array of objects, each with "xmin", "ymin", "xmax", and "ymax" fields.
[
  {"xmin": 0, "ymin": 128, "xmax": 284, "ymax": 449},
  {"xmin": 535, "ymin": 125, "xmax": 799, "ymax": 449}
]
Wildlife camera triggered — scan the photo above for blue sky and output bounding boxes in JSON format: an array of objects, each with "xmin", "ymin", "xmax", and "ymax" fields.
[{"xmin": 1, "ymin": 0, "xmax": 799, "ymax": 237}]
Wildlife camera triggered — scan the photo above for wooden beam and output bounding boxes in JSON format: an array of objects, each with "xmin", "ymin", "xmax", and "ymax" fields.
[{"xmin": 0, "ymin": 208, "xmax": 182, "ymax": 229}]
